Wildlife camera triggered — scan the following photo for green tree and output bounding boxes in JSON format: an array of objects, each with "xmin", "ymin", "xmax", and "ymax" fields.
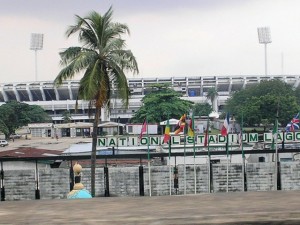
[
  {"xmin": 193, "ymin": 103, "xmax": 212, "ymax": 117},
  {"xmin": 206, "ymin": 87, "xmax": 218, "ymax": 112},
  {"xmin": 226, "ymin": 79, "xmax": 299, "ymax": 126},
  {"xmin": 28, "ymin": 105, "xmax": 51, "ymax": 123},
  {"xmin": 131, "ymin": 84, "xmax": 193, "ymax": 123},
  {"xmin": 295, "ymin": 86, "xmax": 300, "ymax": 105},
  {"xmin": 0, "ymin": 101, "xmax": 50, "ymax": 139},
  {"xmin": 54, "ymin": 7, "xmax": 138, "ymax": 196},
  {"xmin": 62, "ymin": 110, "xmax": 72, "ymax": 123},
  {"xmin": 261, "ymin": 119, "xmax": 271, "ymax": 132}
]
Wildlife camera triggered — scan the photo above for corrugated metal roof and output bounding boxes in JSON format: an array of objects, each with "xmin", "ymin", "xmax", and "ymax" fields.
[{"xmin": 0, "ymin": 148, "xmax": 62, "ymax": 158}]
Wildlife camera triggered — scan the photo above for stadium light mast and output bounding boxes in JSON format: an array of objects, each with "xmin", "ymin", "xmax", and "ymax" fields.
[
  {"xmin": 30, "ymin": 33, "xmax": 44, "ymax": 81},
  {"xmin": 257, "ymin": 27, "xmax": 272, "ymax": 76}
]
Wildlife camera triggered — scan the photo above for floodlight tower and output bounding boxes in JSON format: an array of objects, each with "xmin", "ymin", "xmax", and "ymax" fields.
[
  {"xmin": 30, "ymin": 33, "xmax": 44, "ymax": 81},
  {"xmin": 257, "ymin": 27, "xmax": 272, "ymax": 76}
]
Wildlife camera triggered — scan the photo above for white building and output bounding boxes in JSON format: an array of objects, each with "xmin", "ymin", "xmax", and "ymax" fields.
[{"xmin": 125, "ymin": 123, "xmax": 158, "ymax": 135}]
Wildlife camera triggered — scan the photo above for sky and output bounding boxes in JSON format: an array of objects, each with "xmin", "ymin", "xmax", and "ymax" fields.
[{"xmin": 1, "ymin": 0, "xmax": 300, "ymax": 83}]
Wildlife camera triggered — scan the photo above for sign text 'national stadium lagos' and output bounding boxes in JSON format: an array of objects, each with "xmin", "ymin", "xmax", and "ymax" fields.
[{"xmin": 97, "ymin": 132, "xmax": 300, "ymax": 148}]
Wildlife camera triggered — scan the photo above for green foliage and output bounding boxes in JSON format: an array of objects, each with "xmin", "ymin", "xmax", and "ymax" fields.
[
  {"xmin": 131, "ymin": 84, "xmax": 193, "ymax": 123},
  {"xmin": 219, "ymin": 112, "xmax": 226, "ymax": 119},
  {"xmin": 0, "ymin": 101, "xmax": 50, "ymax": 138},
  {"xmin": 28, "ymin": 105, "xmax": 51, "ymax": 123},
  {"xmin": 226, "ymin": 79, "xmax": 300, "ymax": 126},
  {"xmin": 295, "ymin": 86, "xmax": 300, "ymax": 105},
  {"xmin": 206, "ymin": 87, "xmax": 218, "ymax": 103},
  {"xmin": 0, "ymin": 120, "xmax": 9, "ymax": 137},
  {"xmin": 62, "ymin": 110, "xmax": 72, "ymax": 123},
  {"xmin": 261, "ymin": 118, "xmax": 270, "ymax": 132},
  {"xmin": 193, "ymin": 103, "xmax": 212, "ymax": 117},
  {"xmin": 54, "ymin": 7, "xmax": 138, "ymax": 111}
]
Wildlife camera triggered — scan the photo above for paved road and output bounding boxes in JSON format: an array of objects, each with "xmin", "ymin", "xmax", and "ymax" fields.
[{"xmin": 0, "ymin": 191, "xmax": 300, "ymax": 224}]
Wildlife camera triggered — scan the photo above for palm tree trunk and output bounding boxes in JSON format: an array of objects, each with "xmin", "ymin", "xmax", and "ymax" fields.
[{"xmin": 91, "ymin": 107, "xmax": 101, "ymax": 197}]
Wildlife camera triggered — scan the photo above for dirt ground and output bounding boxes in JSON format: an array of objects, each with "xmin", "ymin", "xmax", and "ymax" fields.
[
  {"xmin": 0, "ymin": 135, "xmax": 92, "ymax": 152},
  {"xmin": 0, "ymin": 191, "xmax": 300, "ymax": 224}
]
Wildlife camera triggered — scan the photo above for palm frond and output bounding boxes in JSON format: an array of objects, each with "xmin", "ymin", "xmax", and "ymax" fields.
[
  {"xmin": 107, "ymin": 61, "xmax": 130, "ymax": 107},
  {"xmin": 110, "ymin": 49, "xmax": 139, "ymax": 74},
  {"xmin": 102, "ymin": 23, "xmax": 130, "ymax": 45},
  {"xmin": 55, "ymin": 6, "xmax": 137, "ymax": 115},
  {"xmin": 58, "ymin": 47, "xmax": 82, "ymax": 65},
  {"xmin": 65, "ymin": 15, "xmax": 86, "ymax": 37},
  {"xmin": 104, "ymin": 38, "xmax": 126, "ymax": 53},
  {"xmin": 54, "ymin": 49, "xmax": 97, "ymax": 85}
]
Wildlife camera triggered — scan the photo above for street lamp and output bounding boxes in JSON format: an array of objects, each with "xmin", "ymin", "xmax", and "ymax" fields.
[
  {"xmin": 30, "ymin": 33, "xmax": 44, "ymax": 81},
  {"xmin": 257, "ymin": 27, "xmax": 272, "ymax": 76}
]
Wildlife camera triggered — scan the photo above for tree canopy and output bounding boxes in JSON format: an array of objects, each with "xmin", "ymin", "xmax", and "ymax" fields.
[
  {"xmin": 225, "ymin": 79, "xmax": 300, "ymax": 126},
  {"xmin": 62, "ymin": 110, "xmax": 72, "ymax": 123},
  {"xmin": 131, "ymin": 84, "xmax": 193, "ymax": 123},
  {"xmin": 0, "ymin": 101, "xmax": 50, "ymax": 139},
  {"xmin": 193, "ymin": 103, "xmax": 212, "ymax": 117}
]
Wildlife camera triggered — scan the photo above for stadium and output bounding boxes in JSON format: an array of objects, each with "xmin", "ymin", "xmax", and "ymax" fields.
[{"xmin": 0, "ymin": 75, "xmax": 299, "ymax": 124}]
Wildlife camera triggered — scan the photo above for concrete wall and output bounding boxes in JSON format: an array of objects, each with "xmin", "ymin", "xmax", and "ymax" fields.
[
  {"xmin": 39, "ymin": 168, "xmax": 69, "ymax": 199},
  {"xmin": 3, "ymin": 161, "xmax": 50, "ymax": 170},
  {"xmin": 1, "ymin": 162, "xmax": 300, "ymax": 201},
  {"xmin": 280, "ymin": 162, "xmax": 300, "ymax": 190},
  {"xmin": 246, "ymin": 163, "xmax": 275, "ymax": 191},
  {"xmin": 81, "ymin": 168, "xmax": 105, "ymax": 197},
  {"xmin": 212, "ymin": 164, "xmax": 244, "ymax": 192},
  {"xmin": 109, "ymin": 167, "xmax": 140, "ymax": 197},
  {"xmin": 4, "ymin": 170, "xmax": 36, "ymax": 201}
]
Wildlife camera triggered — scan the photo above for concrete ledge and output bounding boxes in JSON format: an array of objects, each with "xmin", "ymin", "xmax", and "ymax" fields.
[{"xmin": 1, "ymin": 191, "xmax": 300, "ymax": 224}]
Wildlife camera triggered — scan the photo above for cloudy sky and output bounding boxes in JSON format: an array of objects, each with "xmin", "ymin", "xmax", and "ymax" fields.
[{"xmin": 1, "ymin": 0, "xmax": 300, "ymax": 83}]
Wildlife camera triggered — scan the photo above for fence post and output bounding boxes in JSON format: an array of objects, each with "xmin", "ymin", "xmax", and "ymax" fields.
[
  {"xmin": 69, "ymin": 160, "xmax": 74, "ymax": 191},
  {"xmin": 104, "ymin": 166, "xmax": 109, "ymax": 197},
  {"xmin": 104, "ymin": 158, "xmax": 109, "ymax": 197},
  {"xmin": 209, "ymin": 160, "xmax": 213, "ymax": 193},
  {"xmin": 35, "ymin": 160, "xmax": 40, "ymax": 200},
  {"xmin": 277, "ymin": 161, "xmax": 281, "ymax": 190},
  {"xmin": 173, "ymin": 166, "xmax": 178, "ymax": 195},
  {"xmin": 139, "ymin": 165, "xmax": 144, "ymax": 196},
  {"xmin": 243, "ymin": 158, "xmax": 247, "ymax": 192},
  {"xmin": 0, "ymin": 161, "xmax": 5, "ymax": 201}
]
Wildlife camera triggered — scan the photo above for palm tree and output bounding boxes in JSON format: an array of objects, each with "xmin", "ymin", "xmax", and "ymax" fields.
[
  {"xmin": 54, "ymin": 7, "xmax": 139, "ymax": 196},
  {"xmin": 206, "ymin": 87, "xmax": 218, "ymax": 112},
  {"xmin": 62, "ymin": 110, "xmax": 72, "ymax": 123}
]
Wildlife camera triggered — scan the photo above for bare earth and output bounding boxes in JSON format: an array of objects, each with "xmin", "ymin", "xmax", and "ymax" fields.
[
  {"xmin": 0, "ymin": 191, "xmax": 300, "ymax": 224},
  {"xmin": 0, "ymin": 136, "xmax": 91, "ymax": 152}
]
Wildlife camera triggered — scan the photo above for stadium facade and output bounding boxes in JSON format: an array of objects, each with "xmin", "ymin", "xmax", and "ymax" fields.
[{"xmin": 0, "ymin": 75, "xmax": 299, "ymax": 124}]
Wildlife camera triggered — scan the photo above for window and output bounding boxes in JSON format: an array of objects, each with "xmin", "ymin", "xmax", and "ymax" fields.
[
  {"xmin": 258, "ymin": 157, "xmax": 265, "ymax": 162},
  {"xmin": 280, "ymin": 158, "xmax": 292, "ymax": 162},
  {"xmin": 127, "ymin": 126, "xmax": 133, "ymax": 133},
  {"xmin": 211, "ymin": 159, "xmax": 220, "ymax": 164}
]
